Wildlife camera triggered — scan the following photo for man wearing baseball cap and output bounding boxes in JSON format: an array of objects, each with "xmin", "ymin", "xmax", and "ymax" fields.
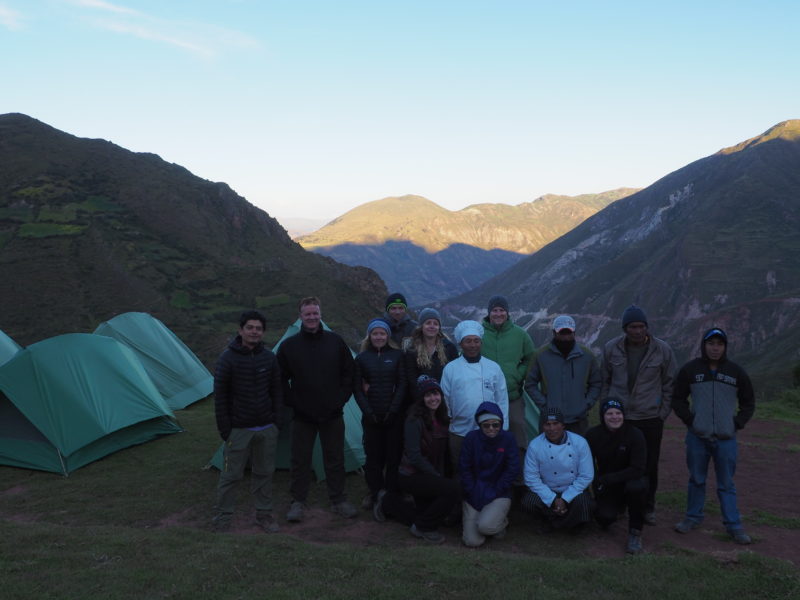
[
  {"xmin": 671, "ymin": 327, "xmax": 755, "ymax": 545},
  {"xmin": 525, "ymin": 314, "xmax": 601, "ymax": 435}
]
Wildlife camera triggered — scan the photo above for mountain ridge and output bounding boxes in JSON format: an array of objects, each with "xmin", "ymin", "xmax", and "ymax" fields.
[
  {"xmin": 0, "ymin": 113, "xmax": 387, "ymax": 361},
  {"xmin": 443, "ymin": 120, "xmax": 800, "ymax": 388},
  {"xmin": 299, "ymin": 189, "xmax": 635, "ymax": 303}
]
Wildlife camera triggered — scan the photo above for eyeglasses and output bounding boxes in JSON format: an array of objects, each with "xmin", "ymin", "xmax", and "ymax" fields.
[{"xmin": 480, "ymin": 422, "xmax": 501, "ymax": 430}]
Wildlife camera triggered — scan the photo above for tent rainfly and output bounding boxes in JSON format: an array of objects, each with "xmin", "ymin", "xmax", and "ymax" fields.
[
  {"xmin": 0, "ymin": 334, "xmax": 182, "ymax": 475},
  {"xmin": 94, "ymin": 312, "xmax": 212, "ymax": 410},
  {"xmin": 0, "ymin": 329, "xmax": 21, "ymax": 367}
]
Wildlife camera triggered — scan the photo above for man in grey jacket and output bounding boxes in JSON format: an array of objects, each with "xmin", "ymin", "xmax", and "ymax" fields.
[
  {"xmin": 599, "ymin": 304, "xmax": 676, "ymax": 525},
  {"xmin": 671, "ymin": 327, "xmax": 755, "ymax": 545},
  {"xmin": 525, "ymin": 315, "xmax": 601, "ymax": 435}
]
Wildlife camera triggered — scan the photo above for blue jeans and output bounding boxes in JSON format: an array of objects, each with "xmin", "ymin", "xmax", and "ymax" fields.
[{"xmin": 684, "ymin": 430, "xmax": 742, "ymax": 531}]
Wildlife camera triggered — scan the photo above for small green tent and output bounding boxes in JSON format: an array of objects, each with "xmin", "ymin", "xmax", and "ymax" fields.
[
  {"xmin": 94, "ymin": 312, "xmax": 212, "ymax": 410},
  {"xmin": 0, "ymin": 334, "xmax": 182, "ymax": 475},
  {"xmin": 0, "ymin": 329, "xmax": 21, "ymax": 367},
  {"xmin": 208, "ymin": 319, "xmax": 365, "ymax": 480}
]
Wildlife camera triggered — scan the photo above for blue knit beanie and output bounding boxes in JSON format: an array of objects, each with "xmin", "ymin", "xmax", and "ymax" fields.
[{"xmin": 367, "ymin": 318, "xmax": 392, "ymax": 336}]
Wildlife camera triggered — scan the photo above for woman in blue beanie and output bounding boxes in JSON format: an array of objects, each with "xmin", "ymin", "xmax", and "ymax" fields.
[{"xmin": 354, "ymin": 318, "xmax": 407, "ymax": 506}]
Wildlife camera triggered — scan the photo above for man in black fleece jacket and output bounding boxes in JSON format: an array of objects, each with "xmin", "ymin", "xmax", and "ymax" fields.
[
  {"xmin": 277, "ymin": 296, "xmax": 358, "ymax": 522},
  {"xmin": 213, "ymin": 310, "xmax": 283, "ymax": 533}
]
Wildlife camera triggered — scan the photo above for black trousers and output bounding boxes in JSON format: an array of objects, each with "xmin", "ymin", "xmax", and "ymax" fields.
[
  {"xmin": 289, "ymin": 416, "xmax": 346, "ymax": 504},
  {"xmin": 594, "ymin": 477, "xmax": 647, "ymax": 531},
  {"xmin": 382, "ymin": 472, "xmax": 460, "ymax": 532},
  {"xmin": 627, "ymin": 417, "xmax": 664, "ymax": 511},
  {"xmin": 362, "ymin": 417, "xmax": 404, "ymax": 499},
  {"xmin": 521, "ymin": 488, "xmax": 594, "ymax": 529}
]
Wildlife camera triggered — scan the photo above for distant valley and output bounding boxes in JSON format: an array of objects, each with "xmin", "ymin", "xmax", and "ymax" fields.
[{"xmin": 298, "ymin": 190, "xmax": 636, "ymax": 304}]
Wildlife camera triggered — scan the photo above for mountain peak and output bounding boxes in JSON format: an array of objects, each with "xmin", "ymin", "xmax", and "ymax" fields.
[{"xmin": 718, "ymin": 119, "xmax": 800, "ymax": 155}]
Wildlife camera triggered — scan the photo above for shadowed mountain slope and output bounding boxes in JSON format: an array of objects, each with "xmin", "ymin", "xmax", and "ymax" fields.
[
  {"xmin": 0, "ymin": 114, "xmax": 386, "ymax": 361},
  {"xmin": 299, "ymin": 190, "xmax": 633, "ymax": 303},
  {"xmin": 445, "ymin": 120, "xmax": 800, "ymax": 388}
]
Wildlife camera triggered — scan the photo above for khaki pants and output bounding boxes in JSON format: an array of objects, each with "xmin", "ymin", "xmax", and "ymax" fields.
[
  {"xmin": 214, "ymin": 426, "xmax": 278, "ymax": 522},
  {"xmin": 462, "ymin": 498, "xmax": 511, "ymax": 547}
]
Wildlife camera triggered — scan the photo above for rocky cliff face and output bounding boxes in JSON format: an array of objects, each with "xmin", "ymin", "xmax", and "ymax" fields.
[
  {"xmin": 445, "ymin": 121, "xmax": 800, "ymax": 388},
  {"xmin": 0, "ymin": 113, "xmax": 386, "ymax": 359}
]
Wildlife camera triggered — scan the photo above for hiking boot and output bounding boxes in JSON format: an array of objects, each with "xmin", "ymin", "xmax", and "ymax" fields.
[
  {"xmin": 730, "ymin": 529, "xmax": 753, "ymax": 545},
  {"xmin": 286, "ymin": 501, "xmax": 306, "ymax": 523},
  {"xmin": 372, "ymin": 489, "xmax": 387, "ymax": 523},
  {"xmin": 626, "ymin": 529, "xmax": 643, "ymax": 555},
  {"xmin": 255, "ymin": 512, "xmax": 280, "ymax": 533},
  {"xmin": 332, "ymin": 500, "xmax": 358, "ymax": 518},
  {"xmin": 643, "ymin": 511, "xmax": 657, "ymax": 526},
  {"xmin": 674, "ymin": 518, "xmax": 701, "ymax": 534},
  {"xmin": 360, "ymin": 493, "xmax": 374, "ymax": 510},
  {"xmin": 410, "ymin": 524, "xmax": 445, "ymax": 544}
]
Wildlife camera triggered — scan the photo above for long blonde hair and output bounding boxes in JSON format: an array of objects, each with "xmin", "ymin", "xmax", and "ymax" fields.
[{"xmin": 403, "ymin": 327, "xmax": 451, "ymax": 369}]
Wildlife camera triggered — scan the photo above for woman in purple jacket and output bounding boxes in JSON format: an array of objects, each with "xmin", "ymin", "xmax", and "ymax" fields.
[{"xmin": 459, "ymin": 401, "xmax": 521, "ymax": 547}]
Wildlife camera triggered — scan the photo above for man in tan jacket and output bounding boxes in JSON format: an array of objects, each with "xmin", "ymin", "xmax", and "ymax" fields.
[{"xmin": 599, "ymin": 305, "xmax": 676, "ymax": 526}]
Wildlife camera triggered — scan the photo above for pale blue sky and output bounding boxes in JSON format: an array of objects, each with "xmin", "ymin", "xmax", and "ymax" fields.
[{"xmin": 2, "ymin": 1, "xmax": 798, "ymax": 221}]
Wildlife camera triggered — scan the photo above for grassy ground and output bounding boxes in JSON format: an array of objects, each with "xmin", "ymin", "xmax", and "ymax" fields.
[{"xmin": 1, "ymin": 399, "xmax": 798, "ymax": 600}]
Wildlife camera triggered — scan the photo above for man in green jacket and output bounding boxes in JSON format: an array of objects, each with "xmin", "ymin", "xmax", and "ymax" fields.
[
  {"xmin": 480, "ymin": 295, "xmax": 535, "ymax": 454},
  {"xmin": 525, "ymin": 315, "xmax": 601, "ymax": 435}
]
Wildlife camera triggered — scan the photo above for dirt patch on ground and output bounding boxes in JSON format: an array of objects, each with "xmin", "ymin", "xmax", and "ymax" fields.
[{"xmin": 183, "ymin": 417, "xmax": 800, "ymax": 564}]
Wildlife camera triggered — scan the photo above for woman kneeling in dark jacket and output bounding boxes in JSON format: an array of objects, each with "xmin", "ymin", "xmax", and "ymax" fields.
[{"xmin": 374, "ymin": 375, "xmax": 460, "ymax": 544}]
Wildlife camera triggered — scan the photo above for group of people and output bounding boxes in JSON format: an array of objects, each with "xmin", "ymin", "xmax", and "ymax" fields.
[{"xmin": 212, "ymin": 293, "xmax": 756, "ymax": 554}]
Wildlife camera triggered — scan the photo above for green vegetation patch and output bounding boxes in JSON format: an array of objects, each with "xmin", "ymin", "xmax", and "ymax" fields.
[
  {"xmin": 38, "ymin": 204, "xmax": 77, "ymax": 222},
  {"xmin": 13, "ymin": 182, "xmax": 70, "ymax": 201},
  {"xmin": 0, "ymin": 205, "xmax": 34, "ymax": 222},
  {"xmin": 18, "ymin": 223, "xmax": 87, "ymax": 238},
  {"xmin": 749, "ymin": 509, "xmax": 800, "ymax": 529},
  {"xmin": 757, "ymin": 389, "xmax": 800, "ymax": 424},
  {"xmin": 83, "ymin": 195, "xmax": 121, "ymax": 212}
]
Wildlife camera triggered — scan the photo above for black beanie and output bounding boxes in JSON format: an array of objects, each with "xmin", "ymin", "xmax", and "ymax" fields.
[
  {"xmin": 622, "ymin": 304, "xmax": 647, "ymax": 328},
  {"xmin": 385, "ymin": 292, "xmax": 408, "ymax": 310},
  {"xmin": 599, "ymin": 398, "xmax": 625, "ymax": 418}
]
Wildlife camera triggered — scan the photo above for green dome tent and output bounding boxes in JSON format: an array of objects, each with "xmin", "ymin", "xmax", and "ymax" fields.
[
  {"xmin": 0, "ymin": 334, "xmax": 182, "ymax": 475},
  {"xmin": 208, "ymin": 319, "xmax": 365, "ymax": 480},
  {"xmin": 94, "ymin": 312, "xmax": 212, "ymax": 410},
  {"xmin": 0, "ymin": 329, "xmax": 21, "ymax": 367}
]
